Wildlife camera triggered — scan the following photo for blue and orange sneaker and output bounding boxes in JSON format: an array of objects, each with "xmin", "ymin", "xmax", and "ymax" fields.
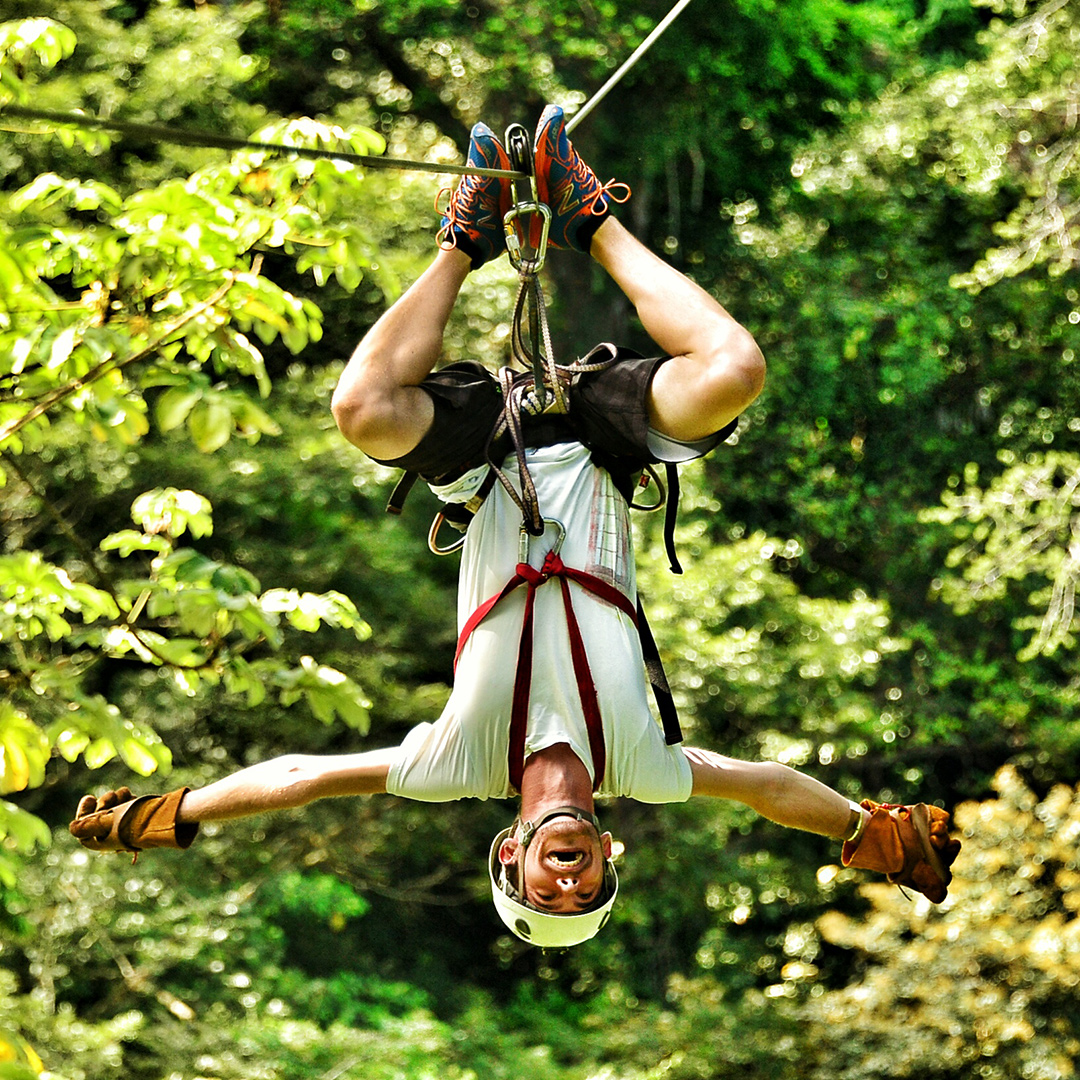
[
  {"xmin": 532, "ymin": 104, "xmax": 630, "ymax": 252},
  {"xmin": 436, "ymin": 122, "xmax": 512, "ymax": 270}
]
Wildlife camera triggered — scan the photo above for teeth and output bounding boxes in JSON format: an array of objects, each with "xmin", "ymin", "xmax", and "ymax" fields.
[{"xmin": 550, "ymin": 852, "xmax": 583, "ymax": 867}]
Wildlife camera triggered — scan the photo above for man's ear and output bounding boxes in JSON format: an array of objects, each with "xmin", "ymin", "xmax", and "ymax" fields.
[
  {"xmin": 498, "ymin": 836, "xmax": 521, "ymax": 865},
  {"xmin": 600, "ymin": 831, "xmax": 613, "ymax": 860}
]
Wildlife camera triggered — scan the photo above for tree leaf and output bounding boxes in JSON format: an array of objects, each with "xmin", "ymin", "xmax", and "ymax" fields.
[
  {"xmin": 187, "ymin": 397, "xmax": 234, "ymax": 454},
  {"xmin": 155, "ymin": 385, "xmax": 204, "ymax": 433}
]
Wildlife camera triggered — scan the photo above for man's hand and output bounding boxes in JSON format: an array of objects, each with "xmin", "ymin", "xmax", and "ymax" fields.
[
  {"xmin": 842, "ymin": 801, "xmax": 962, "ymax": 903},
  {"xmin": 69, "ymin": 786, "xmax": 198, "ymax": 854}
]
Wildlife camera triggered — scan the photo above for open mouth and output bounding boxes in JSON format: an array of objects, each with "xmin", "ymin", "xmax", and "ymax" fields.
[{"xmin": 548, "ymin": 850, "xmax": 586, "ymax": 869}]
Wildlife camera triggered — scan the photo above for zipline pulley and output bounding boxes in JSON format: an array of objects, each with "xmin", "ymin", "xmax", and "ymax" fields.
[{"xmin": 502, "ymin": 124, "xmax": 550, "ymax": 275}]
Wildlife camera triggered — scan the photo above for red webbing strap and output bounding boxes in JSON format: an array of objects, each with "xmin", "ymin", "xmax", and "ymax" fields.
[
  {"xmin": 553, "ymin": 573, "xmax": 605, "ymax": 793},
  {"xmin": 455, "ymin": 573, "xmax": 528, "ymax": 662},
  {"xmin": 454, "ymin": 551, "xmax": 637, "ymax": 793},
  {"xmin": 507, "ymin": 573, "xmax": 543, "ymax": 793}
]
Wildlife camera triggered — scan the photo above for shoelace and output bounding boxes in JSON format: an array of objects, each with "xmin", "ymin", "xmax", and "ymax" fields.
[
  {"xmin": 584, "ymin": 176, "xmax": 632, "ymax": 216},
  {"xmin": 553, "ymin": 151, "xmax": 631, "ymax": 217},
  {"xmin": 434, "ymin": 175, "xmax": 500, "ymax": 248}
]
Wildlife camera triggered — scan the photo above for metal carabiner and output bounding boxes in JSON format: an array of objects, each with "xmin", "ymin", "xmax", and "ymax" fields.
[
  {"xmin": 518, "ymin": 518, "xmax": 566, "ymax": 566},
  {"xmin": 502, "ymin": 123, "xmax": 551, "ymax": 273},
  {"xmin": 428, "ymin": 511, "xmax": 467, "ymax": 556},
  {"xmin": 504, "ymin": 202, "xmax": 551, "ymax": 273}
]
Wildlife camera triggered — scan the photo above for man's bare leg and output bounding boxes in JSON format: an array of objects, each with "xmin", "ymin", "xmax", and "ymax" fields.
[
  {"xmin": 331, "ymin": 247, "xmax": 471, "ymax": 460},
  {"xmin": 332, "ymin": 121, "xmax": 511, "ymax": 460},
  {"xmin": 590, "ymin": 217, "xmax": 766, "ymax": 442},
  {"xmin": 176, "ymin": 747, "xmax": 396, "ymax": 823}
]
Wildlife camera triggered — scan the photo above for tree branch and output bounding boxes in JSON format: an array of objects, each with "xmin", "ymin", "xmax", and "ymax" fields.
[{"xmin": 0, "ymin": 274, "xmax": 238, "ymax": 447}]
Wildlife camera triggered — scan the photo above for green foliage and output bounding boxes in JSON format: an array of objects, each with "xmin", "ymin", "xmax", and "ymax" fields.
[
  {"xmin": 2, "ymin": 0, "xmax": 1079, "ymax": 1076},
  {"xmin": 687, "ymin": 0, "xmax": 1080, "ymax": 799},
  {"xmin": 0, "ymin": 7, "xmax": 386, "ymax": 859},
  {"xmin": 785, "ymin": 0, "xmax": 1080, "ymax": 293},
  {"xmin": 0, "ymin": 17, "xmax": 76, "ymax": 106},
  {"xmin": 0, "ymin": 839, "xmax": 472, "ymax": 1080},
  {"xmin": 639, "ymin": 499, "xmax": 905, "ymax": 760},
  {"xmin": 0, "ymin": 1024, "xmax": 45, "ymax": 1080},
  {"xmin": 925, "ymin": 451, "xmax": 1080, "ymax": 659},
  {"xmin": 797, "ymin": 766, "xmax": 1080, "ymax": 1079}
]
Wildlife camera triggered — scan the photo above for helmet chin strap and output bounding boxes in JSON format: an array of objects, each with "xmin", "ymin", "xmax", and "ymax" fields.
[{"xmin": 518, "ymin": 805, "xmax": 601, "ymax": 850}]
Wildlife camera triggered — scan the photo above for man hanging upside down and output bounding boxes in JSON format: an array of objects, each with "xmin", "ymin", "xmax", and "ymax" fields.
[{"xmin": 70, "ymin": 106, "xmax": 962, "ymax": 949}]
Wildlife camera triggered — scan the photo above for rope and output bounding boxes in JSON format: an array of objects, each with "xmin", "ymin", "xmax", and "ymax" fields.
[{"xmin": 482, "ymin": 343, "xmax": 624, "ymax": 536}]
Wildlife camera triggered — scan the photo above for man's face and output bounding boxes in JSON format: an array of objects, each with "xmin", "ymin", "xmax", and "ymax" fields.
[{"xmin": 499, "ymin": 816, "xmax": 614, "ymax": 914}]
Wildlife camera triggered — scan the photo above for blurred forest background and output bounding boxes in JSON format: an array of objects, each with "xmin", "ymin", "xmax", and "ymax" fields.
[{"xmin": 1, "ymin": 0, "xmax": 1079, "ymax": 1077}]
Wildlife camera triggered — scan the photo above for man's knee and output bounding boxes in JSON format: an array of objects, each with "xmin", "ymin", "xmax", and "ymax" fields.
[
  {"xmin": 331, "ymin": 377, "xmax": 392, "ymax": 450},
  {"xmin": 649, "ymin": 328, "xmax": 766, "ymax": 442},
  {"xmin": 700, "ymin": 327, "xmax": 766, "ymax": 417}
]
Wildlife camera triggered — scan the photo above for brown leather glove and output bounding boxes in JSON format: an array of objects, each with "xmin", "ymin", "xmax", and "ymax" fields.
[
  {"xmin": 69, "ymin": 786, "xmax": 198, "ymax": 854},
  {"xmin": 841, "ymin": 800, "xmax": 961, "ymax": 903}
]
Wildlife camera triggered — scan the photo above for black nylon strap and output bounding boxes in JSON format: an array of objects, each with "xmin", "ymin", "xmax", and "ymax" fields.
[
  {"xmin": 636, "ymin": 595, "xmax": 683, "ymax": 746},
  {"xmin": 663, "ymin": 462, "xmax": 683, "ymax": 575},
  {"xmin": 386, "ymin": 471, "xmax": 419, "ymax": 515}
]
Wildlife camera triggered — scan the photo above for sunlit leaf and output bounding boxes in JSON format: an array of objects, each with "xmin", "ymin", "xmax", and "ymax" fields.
[
  {"xmin": 155, "ymin": 385, "xmax": 204, "ymax": 433},
  {"xmin": 188, "ymin": 397, "xmax": 234, "ymax": 454},
  {"xmin": 130, "ymin": 488, "xmax": 213, "ymax": 539}
]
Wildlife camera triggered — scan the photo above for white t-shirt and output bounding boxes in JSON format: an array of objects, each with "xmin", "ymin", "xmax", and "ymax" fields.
[{"xmin": 385, "ymin": 441, "xmax": 693, "ymax": 804}]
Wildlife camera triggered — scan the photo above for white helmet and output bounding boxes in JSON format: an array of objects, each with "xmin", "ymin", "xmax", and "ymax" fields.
[{"xmin": 488, "ymin": 807, "xmax": 619, "ymax": 949}]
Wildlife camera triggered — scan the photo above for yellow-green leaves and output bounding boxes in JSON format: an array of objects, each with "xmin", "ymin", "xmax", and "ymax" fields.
[
  {"xmin": 91, "ymin": 489, "xmax": 372, "ymax": 725},
  {"xmin": 0, "ymin": 552, "xmax": 119, "ymax": 642},
  {"xmin": 0, "ymin": 17, "xmax": 76, "ymax": 104},
  {"xmin": 0, "ymin": 705, "xmax": 49, "ymax": 796},
  {"xmin": 129, "ymin": 487, "xmax": 213, "ymax": 539},
  {"xmin": 47, "ymin": 696, "xmax": 172, "ymax": 776},
  {"xmin": 271, "ymin": 655, "xmax": 372, "ymax": 732},
  {"xmin": 0, "ymin": 1026, "xmax": 45, "ymax": 1080},
  {"xmin": 1, "ymin": 113, "xmax": 381, "ymax": 459},
  {"xmin": 923, "ymin": 451, "xmax": 1080, "ymax": 659}
]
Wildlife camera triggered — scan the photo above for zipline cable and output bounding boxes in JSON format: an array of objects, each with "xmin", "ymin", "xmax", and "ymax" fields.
[
  {"xmin": 0, "ymin": 0, "xmax": 695, "ymax": 175},
  {"xmin": 565, "ymin": 0, "xmax": 696, "ymax": 134},
  {"xmin": 0, "ymin": 103, "xmax": 525, "ymax": 179}
]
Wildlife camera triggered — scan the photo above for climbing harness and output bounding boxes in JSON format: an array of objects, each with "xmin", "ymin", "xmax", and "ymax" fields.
[
  {"xmin": 452, "ymin": 514, "xmax": 683, "ymax": 749},
  {"xmin": 456, "ymin": 519, "xmax": 621, "ymax": 792}
]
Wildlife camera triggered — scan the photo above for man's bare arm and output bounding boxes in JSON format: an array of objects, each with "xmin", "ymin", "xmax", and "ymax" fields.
[
  {"xmin": 177, "ymin": 747, "xmax": 396, "ymax": 824},
  {"xmin": 684, "ymin": 746, "xmax": 852, "ymax": 838}
]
